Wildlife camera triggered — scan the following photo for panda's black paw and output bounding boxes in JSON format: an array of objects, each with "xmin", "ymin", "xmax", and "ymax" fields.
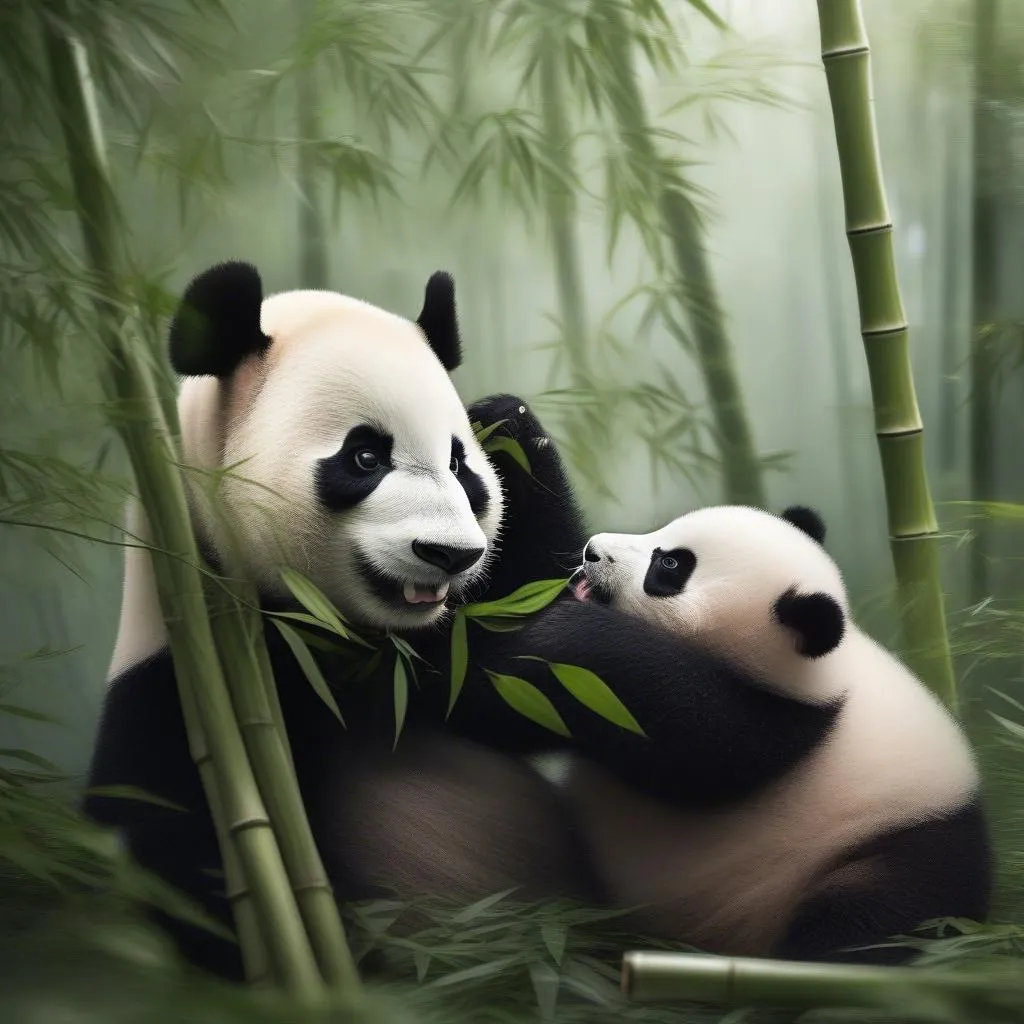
[
  {"xmin": 468, "ymin": 393, "xmax": 538, "ymax": 439},
  {"xmin": 468, "ymin": 393, "xmax": 562, "ymax": 483}
]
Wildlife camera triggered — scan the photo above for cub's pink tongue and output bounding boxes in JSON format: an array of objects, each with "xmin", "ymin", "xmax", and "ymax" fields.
[
  {"xmin": 572, "ymin": 578, "xmax": 592, "ymax": 602},
  {"xmin": 402, "ymin": 581, "xmax": 450, "ymax": 605}
]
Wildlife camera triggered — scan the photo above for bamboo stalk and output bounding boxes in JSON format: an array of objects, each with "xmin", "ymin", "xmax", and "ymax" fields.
[
  {"xmin": 538, "ymin": 44, "xmax": 591, "ymax": 386},
  {"xmin": 968, "ymin": 0, "xmax": 1000, "ymax": 605},
  {"xmin": 205, "ymin": 575, "xmax": 359, "ymax": 989},
  {"xmin": 41, "ymin": 11, "xmax": 326, "ymax": 998},
  {"xmin": 816, "ymin": 0, "xmax": 957, "ymax": 708},
  {"xmin": 621, "ymin": 951, "xmax": 1020, "ymax": 1016},
  {"xmin": 597, "ymin": 8, "xmax": 765, "ymax": 507}
]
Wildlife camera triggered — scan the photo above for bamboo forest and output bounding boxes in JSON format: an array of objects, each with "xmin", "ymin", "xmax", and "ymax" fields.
[{"xmin": 4, "ymin": 0, "xmax": 1024, "ymax": 1020}]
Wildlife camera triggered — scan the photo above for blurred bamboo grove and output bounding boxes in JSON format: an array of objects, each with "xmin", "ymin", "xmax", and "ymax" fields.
[{"xmin": 3, "ymin": 0, "xmax": 1024, "ymax": 1020}]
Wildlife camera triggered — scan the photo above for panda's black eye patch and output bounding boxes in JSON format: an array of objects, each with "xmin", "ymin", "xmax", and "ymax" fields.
[
  {"xmin": 451, "ymin": 435, "xmax": 489, "ymax": 518},
  {"xmin": 644, "ymin": 547, "xmax": 696, "ymax": 598},
  {"xmin": 316, "ymin": 424, "xmax": 394, "ymax": 511}
]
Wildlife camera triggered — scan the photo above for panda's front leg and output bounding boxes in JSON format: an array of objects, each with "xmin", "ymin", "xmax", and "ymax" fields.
[{"xmin": 464, "ymin": 393, "xmax": 587, "ymax": 601}]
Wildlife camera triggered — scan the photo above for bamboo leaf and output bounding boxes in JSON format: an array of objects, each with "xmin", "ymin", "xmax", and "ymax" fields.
[
  {"xmin": 0, "ymin": 748, "xmax": 65, "ymax": 774},
  {"xmin": 486, "ymin": 672, "xmax": 570, "ymax": 738},
  {"xmin": 471, "ymin": 417, "xmax": 509, "ymax": 444},
  {"xmin": 0, "ymin": 703, "xmax": 53, "ymax": 723},
  {"xmin": 273, "ymin": 619, "xmax": 346, "ymax": 727},
  {"xmin": 545, "ymin": 662, "xmax": 646, "ymax": 736},
  {"xmin": 279, "ymin": 567, "xmax": 350, "ymax": 637},
  {"xmin": 484, "ymin": 434, "xmax": 532, "ymax": 474},
  {"xmin": 463, "ymin": 578, "xmax": 568, "ymax": 619},
  {"xmin": 541, "ymin": 922, "xmax": 568, "ymax": 965},
  {"xmin": 424, "ymin": 953, "xmax": 522, "ymax": 990},
  {"xmin": 447, "ymin": 610, "xmax": 468, "ymax": 718},
  {"xmin": 450, "ymin": 888, "xmax": 517, "ymax": 923},
  {"xmin": 83, "ymin": 785, "xmax": 187, "ymax": 813},
  {"xmin": 393, "ymin": 655, "xmax": 408, "ymax": 750}
]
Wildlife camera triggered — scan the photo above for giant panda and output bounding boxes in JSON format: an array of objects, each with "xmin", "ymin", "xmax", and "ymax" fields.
[
  {"xmin": 83, "ymin": 261, "xmax": 698, "ymax": 981},
  {"xmin": 494, "ymin": 504, "xmax": 992, "ymax": 964}
]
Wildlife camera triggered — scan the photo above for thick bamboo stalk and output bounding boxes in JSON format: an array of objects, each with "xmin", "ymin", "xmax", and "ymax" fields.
[
  {"xmin": 597, "ymin": 8, "xmax": 765, "ymax": 507},
  {"xmin": 538, "ymin": 44, "xmax": 590, "ymax": 385},
  {"xmin": 205, "ymin": 576, "xmax": 359, "ymax": 989},
  {"xmin": 621, "ymin": 951, "xmax": 1019, "ymax": 1016},
  {"xmin": 968, "ymin": 0, "xmax": 1000, "ymax": 605},
  {"xmin": 816, "ymin": 0, "xmax": 957, "ymax": 708},
  {"xmin": 42, "ymin": 12, "xmax": 325, "ymax": 998}
]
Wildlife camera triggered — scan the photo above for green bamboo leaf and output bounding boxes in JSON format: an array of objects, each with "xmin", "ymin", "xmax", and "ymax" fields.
[
  {"xmin": 83, "ymin": 785, "xmax": 187, "ymax": 813},
  {"xmin": 425, "ymin": 953, "xmax": 521, "ymax": 990},
  {"xmin": 0, "ymin": 748, "xmax": 64, "ymax": 774},
  {"xmin": 546, "ymin": 662, "xmax": 646, "ymax": 736},
  {"xmin": 414, "ymin": 949, "xmax": 431, "ymax": 982},
  {"xmin": 393, "ymin": 655, "xmax": 409, "ymax": 750},
  {"xmin": 463, "ymin": 577, "xmax": 568, "ymax": 619},
  {"xmin": 990, "ymin": 712, "xmax": 1024, "ymax": 743},
  {"xmin": 450, "ymin": 887, "xmax": 517, "ymax": 924},
  {"xmin": 0, "ymin": 703, "xmax": 53, "ymax": 723},
  {"xmin": 273, "ymin": 619, "xmax": 346, "ymax": 727},
  {"xmin": 471, "ymin": 418, "xmax": 509, "ymax": 444},
  {"xmin": 447, "ymin": 611, "xmax": 468, "ymax": 718},
  {"xmin": 279, "ymin": 567, "xmax": 350, "ymax": 636},
  {"xmin": 484, "ymin": 434, "xmax": 531, "ymax": 474},
  {"xmin": 474, "ymin": 617, "xmax": 527, "ymax": 633},
  {"xmin": 541, "ymin": 922, "xmax": 568, "ymax": 965},
  {"xmin": 487, "ymin": 671, "xmax": 570, "ymax": 738}
]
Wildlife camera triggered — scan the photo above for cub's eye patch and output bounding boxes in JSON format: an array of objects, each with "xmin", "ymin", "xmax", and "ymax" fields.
[
  {"xmin": 643, "ymin": 547, "xmax": 696, "ymax": 598},
  {"xmin": 316, "ymin": 424, "xmax": 393, "ymax": 510}
]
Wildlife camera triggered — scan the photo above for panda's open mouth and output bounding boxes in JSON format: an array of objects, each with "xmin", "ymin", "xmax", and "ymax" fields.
[
  {"xmin": 568, "ymin": 568, "xmax": 612, "ymax": 606},
  {"xmin": 356, "ymin": 555, "xmax": 452, "ymax": 611}
]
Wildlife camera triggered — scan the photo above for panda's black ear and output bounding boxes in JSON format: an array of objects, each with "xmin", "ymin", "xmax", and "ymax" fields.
[
  {"xmin": 774, "ymin": 587, "xmax": 845, "ymax": 658},
  {"xmin": 781, "ymin": 506, "xmax": 826, "ymax": 546},
  {"xmin": 169, "ymin": 262, "xmax": 271, "ymax": 378},
  {"xmin": 416, "ymin": 270, "xmax": 461, "ymax": 371}
]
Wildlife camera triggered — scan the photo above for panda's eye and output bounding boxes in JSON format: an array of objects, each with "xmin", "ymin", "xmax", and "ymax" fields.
[
  {"xmin": 450, "ymin": 455, "xmax": 460, "ymax": 474},
  {"xmin": 661, "ymin": 555, "xmax": 678, "ymax": 570},
  {"xmin": 353, "ymin": 449, "xmax": 380, "ymax": 472}
]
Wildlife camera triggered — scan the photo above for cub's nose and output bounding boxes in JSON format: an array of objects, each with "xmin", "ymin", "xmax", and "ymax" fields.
[
  {"xmin": 412, "ymin": 541, "xmax": 485, "ymax": 575},
  {"xmin": 584, "ymin": 544, "xmax": 602, "ymax": 562}
]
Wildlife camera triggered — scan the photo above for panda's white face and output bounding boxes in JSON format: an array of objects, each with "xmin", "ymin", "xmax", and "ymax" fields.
[
  {"xmin": 179, "ymin": 289, "xmax": 503, "ymax": 631},
  {"xmin": 571, "ymin": 506, "xmax": 849, "ymax": 686}
]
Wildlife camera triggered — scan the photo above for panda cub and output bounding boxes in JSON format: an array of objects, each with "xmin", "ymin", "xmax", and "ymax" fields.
[{"xmin": 510, "ymin": 504, "xmax": 993, "ymax": 964}]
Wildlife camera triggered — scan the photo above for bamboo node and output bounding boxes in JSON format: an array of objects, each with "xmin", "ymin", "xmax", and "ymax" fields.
[
  {"xmin": 822, "ymin": 44, "xmax": 870, "ymax": 61},
  {"xmin": 227, "ymin": 814, "xmax": 272, "ymax": 834},
  {"xmin": 846, "ymin": 223, "xmax": 893, "ymax": 238}
]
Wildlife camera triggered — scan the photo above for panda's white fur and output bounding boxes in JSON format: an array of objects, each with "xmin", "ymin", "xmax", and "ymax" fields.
[
  {"xmin": 110, "ymin": 285, "xmax": 503, "ymax": 679},
  {"xmin": 544, "ymin": 505, "xmax": 981, "ymax": 956}
]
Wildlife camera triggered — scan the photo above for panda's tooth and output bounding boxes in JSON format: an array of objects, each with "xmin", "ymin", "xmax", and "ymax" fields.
[
  {"xmin": 402, "ymin": 581, "xmax": 417, "ymax": 603},
  {"xmin": 436, "ymin": 582, "xmax": 450, "ymax": 600}
]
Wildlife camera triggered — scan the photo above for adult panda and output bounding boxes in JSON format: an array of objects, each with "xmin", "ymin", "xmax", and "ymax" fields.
[
  {"xmin": 83, "ymin": 261, "xmax": 697, "ymax": 980},
  {"xmin": 495, "ymin": 504, "xmax": 992, "ymax": 964}
]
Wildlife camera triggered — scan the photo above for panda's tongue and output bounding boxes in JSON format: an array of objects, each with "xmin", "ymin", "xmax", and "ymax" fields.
[
  {"xmin": 402, "ymin": 581, "xmax": 450, "ymax": 605},
  {"xmin": 572, "ymin": 577, "xmax": 592, "ymax": 602}
]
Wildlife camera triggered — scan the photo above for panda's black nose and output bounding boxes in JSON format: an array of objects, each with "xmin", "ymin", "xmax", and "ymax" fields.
[
  {"xmin": 584, "ymin": 545, "xmax": 601, "ymax": 562},
  {"xmin": 412, "ymin": 541, "xmax": 485, "ymax": 575}
]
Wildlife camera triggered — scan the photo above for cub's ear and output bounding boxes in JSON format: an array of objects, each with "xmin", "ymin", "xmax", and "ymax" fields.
[
  {"xmin": 781, "ymin": 506, "xmax": 827, "ymax": 546},
  {"xmin": 416, "ymin": 270, "xmax": 461, "ymax": 371},
  {"xmin": 169, "ymin": 262, "xmax": 271, "ymax": 378},
  {"xmin": 774, "ymin": 587, "xmax": 845, "ymax": 658}
]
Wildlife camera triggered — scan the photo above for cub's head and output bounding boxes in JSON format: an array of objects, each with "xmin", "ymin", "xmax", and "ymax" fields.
[
  {"xmin": 572, "ymin": 505, "xmax": 847, "ymax": 682},
  {"xmin": 171, "ymin": 261, "xmax": 502, "ymax": 631}
]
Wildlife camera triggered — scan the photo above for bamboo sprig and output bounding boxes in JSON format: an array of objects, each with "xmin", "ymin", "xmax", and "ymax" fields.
[
  {"xmin": 816, "ymin": 0, "xmax": 957, "ymax": 708},
  {"xmin": 41, "ymin": 10, "xmax": 326, "ymax": 999},
  {"xmin": 205, "ymin": 573, "xmax": 359, "ymax": 989},
  {"xmin": 621, "ymin": 950, "xmax": 1023, "ymax": 1018}
]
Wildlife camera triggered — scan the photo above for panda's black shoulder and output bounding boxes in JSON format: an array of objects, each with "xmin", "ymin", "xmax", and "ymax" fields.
[{"xmin": 84, "ymin": 648, "xmax": 198, "ymax": 826}]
